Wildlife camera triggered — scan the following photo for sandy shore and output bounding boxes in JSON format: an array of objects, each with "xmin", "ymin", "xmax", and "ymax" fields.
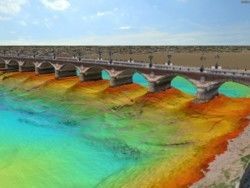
[{"xmin": 192, "ymin": 117, "xmax": 250, "ymax": 188}]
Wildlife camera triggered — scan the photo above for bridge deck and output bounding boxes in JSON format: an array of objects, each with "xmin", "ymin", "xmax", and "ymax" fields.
[{"xmin": 0, "ymin": 55, "xmax": 250, "ymax": 84}]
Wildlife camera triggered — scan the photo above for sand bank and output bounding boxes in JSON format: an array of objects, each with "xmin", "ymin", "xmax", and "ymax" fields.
[{"xmin": 192, "ymin": 118, "xmax": 250, "ymax": 188}]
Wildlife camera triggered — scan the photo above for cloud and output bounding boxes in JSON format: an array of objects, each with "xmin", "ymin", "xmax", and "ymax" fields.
[
  {"xmin": 0, "ymin": 16, "xmax": 10, "ymax": 21},
  {"xmin": 96, "ymin": 8, "xmax": 118, "ymax": 17},
  {"xmin": 119, "ymin": 26, "xmax": 131, "ymax": 30},
  {"xmin": 96, "ymin": 10, "xmax": 113, "ymax": 17},
  {"xmin": 81, "ymin": 8, "xmax": 118, "ymax": 22},
  {"xmin": 40, "ymin": 0, "xmax": 70, "ymax": 11},
  {"xmin": 0, "ymin": 0, "xmax": 27, "ymax": 20}
]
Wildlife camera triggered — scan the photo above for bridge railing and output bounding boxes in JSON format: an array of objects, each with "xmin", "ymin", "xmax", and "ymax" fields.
[
  {"xmin": 112, "ymin": 60, "xmax": 149, "ymax": 68},
  {"xmin": 153, "ymin": 64, "xmax": 250, "ymax": 78},
  {"xmin": 206, "ymin": 68, "xmax": 250, "ymax": 77},
  {"xmin": 153, "ymin": 64, "xmax": 201, "ymax": 73}
]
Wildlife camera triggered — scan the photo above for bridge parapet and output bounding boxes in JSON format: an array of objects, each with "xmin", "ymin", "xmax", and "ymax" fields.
[
  {"xmin": 112, "ymin": 60, "xmax": 150, "ymax": 68},
  {"xmin": 1, "ymin": 55, "xmax": 249, "ymax": 77},
  {"xmin": 0, "ymin": 55, "xmax": 249, "ymax": 103}
]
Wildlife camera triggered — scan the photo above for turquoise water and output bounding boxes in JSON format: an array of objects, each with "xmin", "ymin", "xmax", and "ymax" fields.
[
  {"xmin": 0, "ymin": 88, "xmax": 137, "ymax": 187},
  {"xmin": 219, "ymin": 82, "xmax": 250, "ymax": 98},
  {"xmin": 132, "ymin": 73, "xmax": 149, "ymax": 87},
  {"xmin": 171, "ymin": 76, "xmax": 197, "ymax": 95},
  {"xmin": 102, "ymin": 70, "xmax": 111, "ymax": 80}
]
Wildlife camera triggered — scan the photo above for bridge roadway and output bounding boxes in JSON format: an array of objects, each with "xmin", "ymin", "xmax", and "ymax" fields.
[{"xmin": 0, "ymin": 55, "xmax": 250, "ymax": 103}]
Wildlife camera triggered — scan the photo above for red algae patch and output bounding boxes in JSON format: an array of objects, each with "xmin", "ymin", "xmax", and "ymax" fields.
[
  {"xmin": 136, "ymin": 88, "xmax": 193, "ymax": 111},
  {"xmin": 100, "ymin": 83, "xmax": 148, "ymax": 106},
  {"xmin": 69, "ymin": 80, "xmax": 109, "ymax": 94},
  {"xmin": 22, "ymin": 74, "xmax": 55, "ymax": 90},
  {"xmin": 103, "ymin": 83, "xmax": 145, "ymax": 95},
  {"xmin": 186, "ymin": 95, "xmax": 250, "ymax": 117},
  {"xmin": 139, "ymin": 88, "xmax": 192, "ymax": 103},
  {"xmin": 1, "ymin": 72, "xmax": 33, "ymax": 85},
  {"xmin": 39, "ymin": 76, "xmax": 80, "ymax": 93}
]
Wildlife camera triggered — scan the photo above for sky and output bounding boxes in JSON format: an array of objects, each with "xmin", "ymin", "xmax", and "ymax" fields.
[{"xmin": 0, "ymin": 0, "xmax": 250, "ymax": 45}]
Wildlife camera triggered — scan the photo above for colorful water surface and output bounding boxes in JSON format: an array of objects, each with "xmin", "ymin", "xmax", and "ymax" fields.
[{"xmin": 0, "ymin": 71, "xmax": 249, "ymax": 188}]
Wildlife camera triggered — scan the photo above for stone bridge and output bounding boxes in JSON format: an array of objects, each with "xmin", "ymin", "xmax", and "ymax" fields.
[{"xmin": 0, "ymin": 55, "xmax": 249, "ymax": 103}]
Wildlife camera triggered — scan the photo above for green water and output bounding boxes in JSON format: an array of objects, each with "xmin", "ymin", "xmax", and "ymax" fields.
[{"xmin": 0, "ymin": 88, "xmax": 139, "ymax": 187}]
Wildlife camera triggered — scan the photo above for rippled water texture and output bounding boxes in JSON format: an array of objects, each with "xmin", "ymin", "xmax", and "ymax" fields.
[{"xmin": 0, "ymin": 72, "xmax": 249, "ymax": 188}]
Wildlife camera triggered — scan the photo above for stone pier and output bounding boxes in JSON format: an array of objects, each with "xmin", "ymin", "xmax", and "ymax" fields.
[
  {"xmin": 195, "ymin": 81, "xmax": 223, "ymax": 102},
  {"xmin": 148, "ymin": 75, "xmax": 173, "ymax": 92},
  {"xmin": 55, "ymin": 69, "xmax": 76, "ymax": 79},
  {"xmin": 35, "ymin": 63, "xmax": 55, "ymax": 75},
  {"xmin": 110, "ymin": 75, "xmax": 133, "ymax": 87},
  {"xmin": 79, "ymin": 72, "xmax": 102, "ymax": 81},
  {"xmin": 78, "ymin": 67, "xmax": 102, "ymax": 82},
  {"xmin": 35, "ymin": 67, "xmax": 55, "ymax": 74},
  {"xmin": 109, "ymin": 69, "xmax": 135, "ymax": 87}
]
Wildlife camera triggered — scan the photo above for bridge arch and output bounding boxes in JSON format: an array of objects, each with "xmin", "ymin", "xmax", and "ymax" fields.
[
  {"xmin": 218, "ymin": 81, "xmax": 250, "ymax": 98},
  {"xmin": 35, "ymin": 61, "xmax": 55, "ymax": 74},
  {"xmin": 8, "ymin": 59, "xmax": 19, "ymax": 65},
  {"xmin": 132, "ymin": 71, "xmax": 149, "ymax": 87},
  {"xmin": 39, "ymin": 61, "xmax": 55, "ymax": 69},
  {"xmin": 19, "ymin": 61, "xmax": 36, "ymax": 72},
  {"xmin": 78, "ymin": 66, "xmax": 111, "ymax": 80},
  {"xmin": 22, "ymin": 61, "xmax": 35, "ymax": 68},
  {"xmin": 76, "ymin": 65, "xmax": 113, "ymax": 82},
  {"xmin": 57, "ymin": 63, "xmax": 78, "ymax": 72},
  {"xmin": 55, "ymin": 63, "xmax": 78, "ymax": 78},
  {"xmin": 7, "ymin": 59, "xmax": 19, "ymax": 70},
  {"xmin": 171, "ymin": 75, "xmax": 197, "ymax": 95},
  {"xmin": 0, "ymin": 58, "xmax": 5, "ymax": 68}
]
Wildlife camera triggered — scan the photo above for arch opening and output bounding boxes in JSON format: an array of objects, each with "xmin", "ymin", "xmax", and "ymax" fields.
[
  {"xmin": 38, "ymin": 62, "xmax": 55, "ymax": 74},
  {"xmin": 21, "ymin": 61, "xmax": 35, "ymax": 72},
  {"xmin": 59, "ymin": 63, "xmax": 78, "ymax": 77},
  {"xmin": 171, "ymin": 76, "xmax": 197, "ymax": 95},
  {"xmin": 0, "ymin": 58, "xmax": 5, "ymax": 68},
  {"xmin": 40, "ymin": 62, "xmax": 54, "ymax": 69},
  {"xmin": 23, "ymin": 61, "xmax": 35, "ymax": 68},
  {"xmin": 8, "ymin": 60, "xmax": 19, "ymax": 70},
  {"xmin": 102, "ymin": 70, "xmax": 111, "ymax": 80},
  {"xmin": 132, "ymin": 72, "xmax": 149, "ymax": 87},
  {"xmin": 219, "ymin": 81, "xmax": 250, "ymax": 98},
  {"xmin": 60, "ymin": 64, "xmax": 77, "ymax": 71}
]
